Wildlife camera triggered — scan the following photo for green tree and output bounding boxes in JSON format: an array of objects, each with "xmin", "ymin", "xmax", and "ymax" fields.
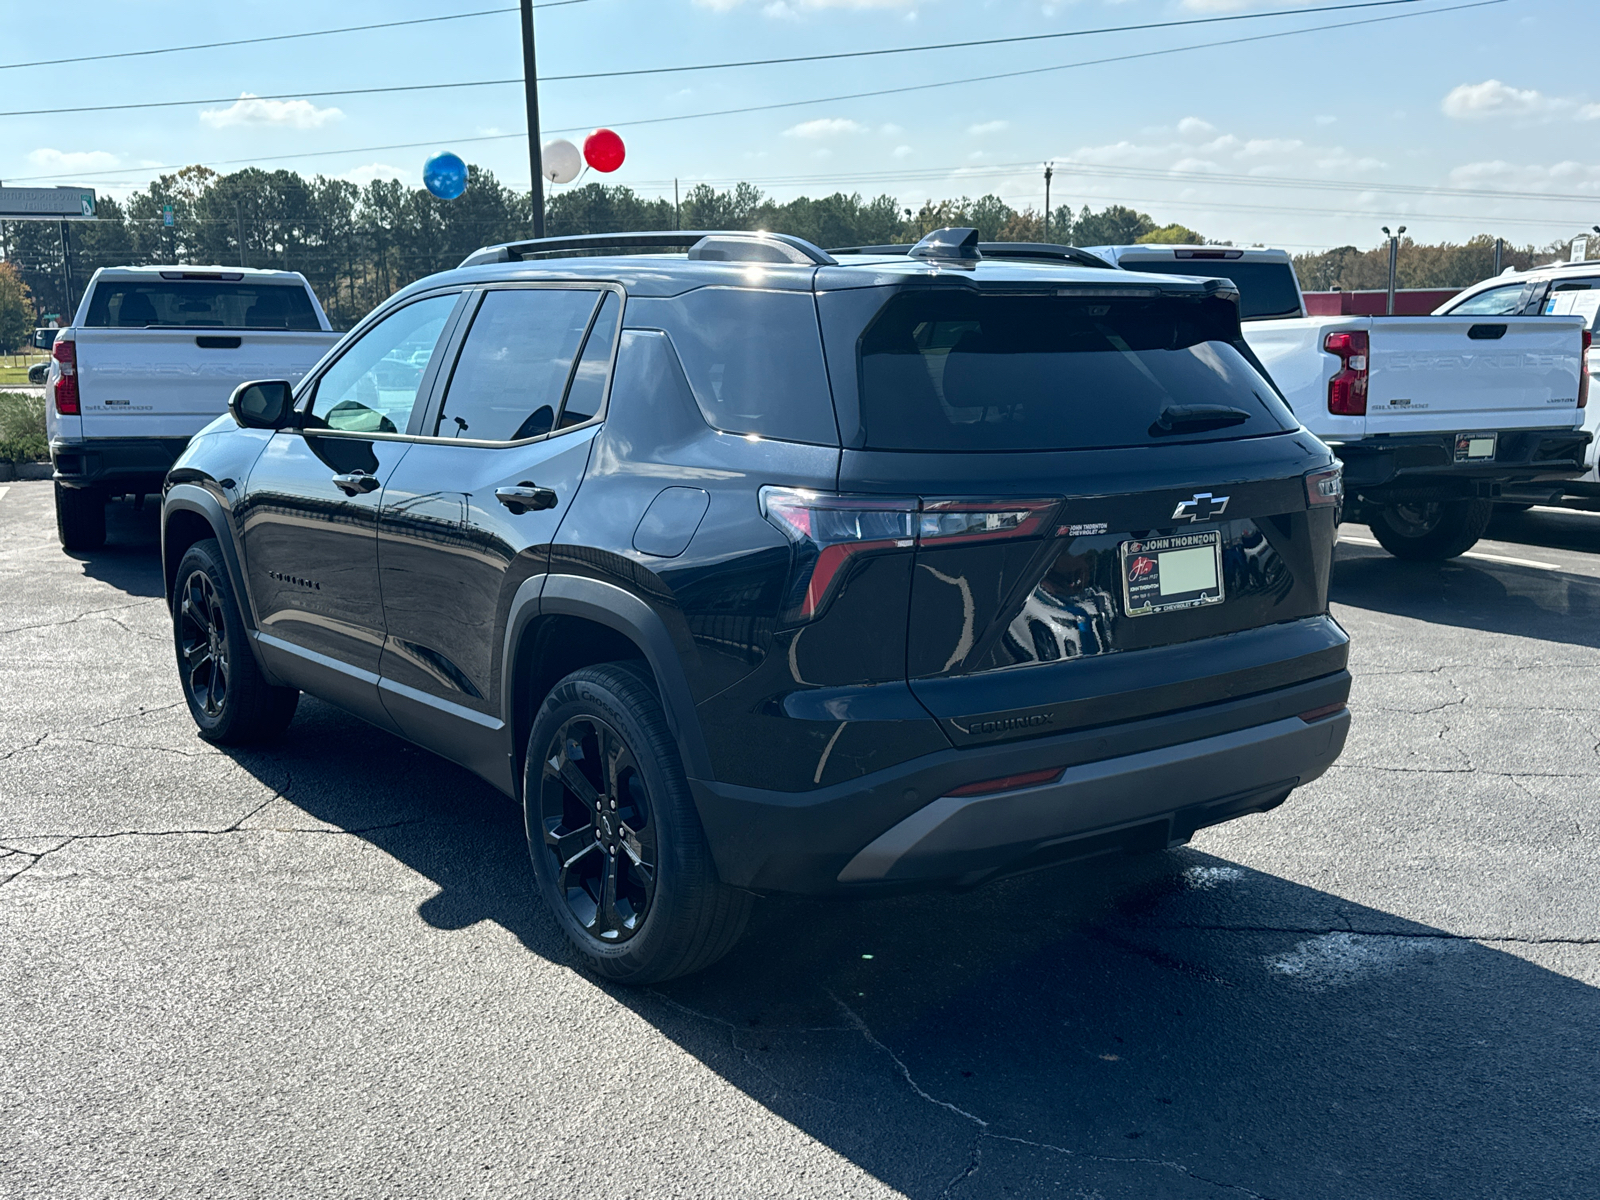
[
  {"xmin": 1137, "ymin": 223, "xmax": 1205, "ymax": 245},
  {"xmin": 0, "ymin": 261, "xmax": 34, "ymax": 353}
]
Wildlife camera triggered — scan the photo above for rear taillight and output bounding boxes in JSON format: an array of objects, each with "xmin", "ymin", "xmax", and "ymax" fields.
[
  {"xmin": 1324, "ymin": 329, "xmax": 1368, "ymax": 416},
  {"xmin": 1580, "ymin": 329, "xmax": 1590, "ymax": 410},
  {"xmin": 759, "ymin": 488, "xmax": 1058, "ymax": 623},
  {"xmin": 52, "ymin": 336, "xmax": 79, "ymax": 416},
  {"xmin": 1304, "ymin": 463, "xmax": 1343, "ymax": 508}
]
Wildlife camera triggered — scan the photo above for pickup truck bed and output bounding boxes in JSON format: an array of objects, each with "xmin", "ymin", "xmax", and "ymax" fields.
[{"xmin": 1086, "ymin": 245, "xmax": 1590, "ymax": 559}]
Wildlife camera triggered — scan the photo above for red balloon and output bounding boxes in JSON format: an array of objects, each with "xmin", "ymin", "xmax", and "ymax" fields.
[{"xmin": 583, "ymin": 128, "xmax": 626, "ymax": 174}]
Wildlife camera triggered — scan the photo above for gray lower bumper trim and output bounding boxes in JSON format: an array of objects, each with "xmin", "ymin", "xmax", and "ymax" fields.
[{"xmin": 837, "ymin": 713, "xmax": 1347, "ymax": 883}]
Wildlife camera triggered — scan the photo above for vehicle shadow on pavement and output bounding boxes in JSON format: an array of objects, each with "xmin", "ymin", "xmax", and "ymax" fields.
[
  {"xmin": 1486, "ymin": 507, "xmax": 1600, "ymax": 557},
  {"xmin": 1333, "ymin": 543, "xmax": 1600, "ymax": 650},
  {"xmin": 65, "ymin": 496, "xmax": 165, "ymax": 599},
  {"xmin": 221, "ymin": 695, "xmax": 1600, "ymax": 1200}
]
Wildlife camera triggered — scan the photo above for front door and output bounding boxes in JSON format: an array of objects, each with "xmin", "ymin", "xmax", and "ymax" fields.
[
  {"xmin": 239, "ymin": 291, "xmax": 463, "ymax": 721},
  {"xmin": 375, "ymin": 286, "xmax": 620, "ymax": 766}
]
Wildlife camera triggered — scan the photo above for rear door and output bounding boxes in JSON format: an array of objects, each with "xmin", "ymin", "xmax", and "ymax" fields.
[
  {"xmin": 239, "ymin": 290, "xmax": 465, "ymax": 724},
  {"xmin": 74, "ymin": 277, "xmax": 334, "ymax": 439},
  {"xmin": 374, "ymin": 285, "xmax": 620, "ymax": 757},
  {"xmin": 1362, "ymin": 315, "xmax": 1585, "ymax": 432}
]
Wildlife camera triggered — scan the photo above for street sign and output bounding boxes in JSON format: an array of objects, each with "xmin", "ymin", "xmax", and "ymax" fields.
[
  {"xmin": 163, "ymin": 205, "xmax": 174, "ymax": 227},
  {"xmin": 0, "ymin": 185, "xmax": 97, "ymax": 220}
]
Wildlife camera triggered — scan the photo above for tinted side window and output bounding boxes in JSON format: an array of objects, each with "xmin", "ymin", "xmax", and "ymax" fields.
[
  {"xmin": 560, "ymin": 292, "xmax": 621, "ymax": 429},
  {"xmin": 639, "ymin": 288, "xmax": 838, "ymax": 445},
  {"xmin": 434, "ymin": 288, "xmax": 599, "ymax": 442},
  {"xmin": 309, "ymin": 293, "xmax": 458, "ymax": 434},
  {"xmin": 1447, "ymin": 283, "xmax": 1526, "ymax": 316}
]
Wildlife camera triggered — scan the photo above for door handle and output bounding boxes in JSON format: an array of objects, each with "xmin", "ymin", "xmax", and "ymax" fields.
[
  {"xmin": 332, "ymin": 470, "xmax": 381, "ymax": 496},
  {"xmin": 496, "ymin": 482, "xmax": 558, "ymax": 514}
]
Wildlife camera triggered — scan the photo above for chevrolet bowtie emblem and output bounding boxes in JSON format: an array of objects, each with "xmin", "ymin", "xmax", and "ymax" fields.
[{"xmin": 1172, "ymin": 493, "xmax": 1230, "ymax": 522}]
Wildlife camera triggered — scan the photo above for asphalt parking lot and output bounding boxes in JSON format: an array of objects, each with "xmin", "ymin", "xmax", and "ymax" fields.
[{"xmin": 2, "ymin": 479, "xmax": 1597, "ymax": 1199}]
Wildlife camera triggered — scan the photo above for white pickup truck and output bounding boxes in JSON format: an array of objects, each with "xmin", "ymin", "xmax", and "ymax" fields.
[
  {"xmin": 1086, "ymin": 245, "xmax": 1592, "ymax": 560},
  {"xmin": 45, "ymin": 265, "xmax": 342, "ymax": 549}
]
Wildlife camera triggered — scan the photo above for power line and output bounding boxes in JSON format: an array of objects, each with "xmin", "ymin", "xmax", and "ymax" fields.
[
  {"xmin": 0, "ymin": 0, "xmax": 1493, "ymax": 120},
  {"xmin": 0, "ymin": 1, "xmax": 593, "ymax": 73}
]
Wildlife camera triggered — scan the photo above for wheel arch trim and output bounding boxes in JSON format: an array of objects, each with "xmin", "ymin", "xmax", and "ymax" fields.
[{"xmin": 502, "ymin": 573, "xmax": 713, "ymax": 783}]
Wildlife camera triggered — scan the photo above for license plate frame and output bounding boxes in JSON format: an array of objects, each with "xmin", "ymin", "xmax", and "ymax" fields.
[
  {"xmin": 1120, "ymin": 530, "xmax": 1226, "ymax": 618},
  {"xmin": 1454, "ymin": 432, "xmax": 1498, "ymax": 462}
]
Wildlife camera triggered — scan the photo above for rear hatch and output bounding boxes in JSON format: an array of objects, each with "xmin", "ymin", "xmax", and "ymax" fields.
[
  {"xmin": 74, "ymin": 274, "xmax": 337, "ymax": 439},
  {"xmin": 813, "ymin": 266, "xmax": 1345, "ymax": 747}
]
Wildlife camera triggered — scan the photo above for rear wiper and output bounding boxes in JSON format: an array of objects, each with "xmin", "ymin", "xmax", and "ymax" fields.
[{"xmin": 1149, "ymin": 404, "xmax": 1252, "ymax": 436}]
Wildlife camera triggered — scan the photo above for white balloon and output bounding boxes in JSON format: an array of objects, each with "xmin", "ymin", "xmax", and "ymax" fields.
[{"xmin": 542, "ymin": 139, "xmax": 582, "ymax": 185}]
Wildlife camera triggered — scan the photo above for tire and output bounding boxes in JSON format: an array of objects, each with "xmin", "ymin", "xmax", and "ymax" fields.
[
  {"xmin": 172, "ymin": 538, "xmax": 299, "ymax": 744},
  {"xmin": 1369, "ymin": 498, "xmax": 1494, "ymax": 561},
  {"xmin": 54, "ymin": 483, "xmax": 105, "ymax": 551},
  {"xmin": 524, "ymin": 661, "xmax": 752, "ymax": 984}
]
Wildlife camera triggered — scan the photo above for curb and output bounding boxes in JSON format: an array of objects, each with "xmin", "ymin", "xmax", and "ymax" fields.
[{"xmin": 0, "ymin": 462, "xmax": 52, "ymax": 482}]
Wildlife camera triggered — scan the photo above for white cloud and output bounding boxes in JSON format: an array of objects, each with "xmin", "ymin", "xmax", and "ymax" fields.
[
  {"xmin": 26, "ymin": 148, "xmax": 119, "ymax": 173},
  {"xmin": 700, "ymin": 0, "xmax": 915, "ymax": 10},
  {"xmin": 1176, "ymin": 116, "xmax": 1215, "ymax": 138},
  {"xmin": 892, "ymin": 144, "xmax": 913, "ymax": 159},
  {"xmin": 782, "ymin": 117, "xmax": 867, "ymax": 138},
  {"xmin": 879, "ymin": 122, "xmax": 904, "ymax": 136},
  {"xmin": 1314, "ymin": 115, "xmax": 1337, "ymax": 126},
  {"xmin": 1448, "ymin": 159, "xmax": 1600, "ymax": 193},
  {"xmin": 199, "ymin": 93, "xmax": 343, "ymax": 129},
  {"xmin": 1579, "ymin": 103, "xmax": 1600, "ymax": 121},
  {"xmin": 968, "ymin": 120, "xmax": 1009, "ymax": 136},
  {"xmin": 339, "ymin": 163, "xmax": 411, "ymax": 186},
  {"xmin": 1441, "ymin": 79, "xmax": 1567, "ymax": 120}
]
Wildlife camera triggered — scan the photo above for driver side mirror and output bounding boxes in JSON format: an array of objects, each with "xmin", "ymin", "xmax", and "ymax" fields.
[{"xmin": 228, "ymin": 380, "xmax": 295, "ymax": 430}]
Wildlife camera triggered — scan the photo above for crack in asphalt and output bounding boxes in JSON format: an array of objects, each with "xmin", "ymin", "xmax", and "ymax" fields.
[
  {"xmin": 647, "ymin": 991, "xmax": 849, "ymax": 1107},
  {"xmin": 826, "ymin": 991, "xmax": 1286, "ymax": 1199},
  {"xmin": 0, "ymin": 599, "xmax": 160, "ymax": 639}
]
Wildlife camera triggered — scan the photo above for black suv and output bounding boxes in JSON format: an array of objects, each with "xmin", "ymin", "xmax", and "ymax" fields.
[{"xmin": 161, "ymin": 227, "xmax": 1351, "ymax": 982}]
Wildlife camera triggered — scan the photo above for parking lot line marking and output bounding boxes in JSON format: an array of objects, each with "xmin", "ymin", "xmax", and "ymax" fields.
[
  {"xmin": 0, "ymin": 486, "xmax": 8, "ymax": 501},
  {"xmin": 1338, "ymin": 533, "xmax": 1561, "ymax": 571}
]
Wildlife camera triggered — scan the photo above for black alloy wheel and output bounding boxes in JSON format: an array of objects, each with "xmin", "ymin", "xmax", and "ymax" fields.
[
  {"xmin": 178, "ymin": 569, "xmax": 231, "ymax": 719},
  {"xmin": 523, "ymin": 662, "xmax": 751, "ymax": 983},
  {"xmin": 538, "ymin": 714, "xmax": 658, "ymax": 943},
  {"xmin": 170, "ymin": 538, "xmax": 299, "ymax": 744}
]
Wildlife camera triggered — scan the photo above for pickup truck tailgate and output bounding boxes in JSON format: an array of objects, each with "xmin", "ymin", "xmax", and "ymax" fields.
[
  {"xmin": 74, "ymin": 328, "xmax": 337, "ymax": 439},
  {"xmin": 1365, "ymin": 316, "xmax": 1584, "ymax": 427}
]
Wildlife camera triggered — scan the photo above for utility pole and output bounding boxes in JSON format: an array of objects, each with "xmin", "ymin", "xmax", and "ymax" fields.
[
  {"xmin": 1492, "ymin": 236, "xmax": 1503, "ymax": 276},
  {"xmin": 236, "ymin": 199, "xmax": 247, "ymax": 267},
  {"xmin": 674, "ymin": 179, "xmax": 680, "ymax": 231},
  {"xmin": 1381, "ymin": 224, "xmax": 1405, "ymax": 316},
  {"xmin": 58, "ymin": 220, "xmax": 74, "ymax": 317},
  {"xmin": 1043, "ymin": 164, "xmax": 1053, "ymax": 242},
  {"xmin": 520, "ymin": 0, "xmax": 546, "ymax": 239}
]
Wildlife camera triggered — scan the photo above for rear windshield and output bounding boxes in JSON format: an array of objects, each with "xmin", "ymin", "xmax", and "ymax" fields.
[
  {"xmin": 1117, "ymin": 259, "xmax": 1302, "ymax": 320},
  {"xmin": 856, "ymin": 291, "xmax": 1295, "ymax": 453},
  {"xmin": 84, "ymin": 281, "xmax": 321, "ymax": 330}
]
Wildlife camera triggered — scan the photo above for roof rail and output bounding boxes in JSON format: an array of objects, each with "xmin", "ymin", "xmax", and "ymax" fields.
[
  {"xmin": 829, "ymin": 240, "xmax": 1115, "ymax": 270},
  {"xmin": 459, "ymin": 230, "xmax": 835, "ymax": 268}
]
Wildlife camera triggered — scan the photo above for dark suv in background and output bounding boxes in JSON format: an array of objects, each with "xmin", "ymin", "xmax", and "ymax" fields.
[{"xmin": 161, "ymin": 227, "xmax": 1352, "ymax": 982}]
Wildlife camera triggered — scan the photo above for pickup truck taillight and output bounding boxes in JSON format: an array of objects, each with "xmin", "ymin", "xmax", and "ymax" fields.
[
  {"xmin": 1324, "ymin": 330, "xmax": 1368, "ymax": 416},
  {"xmin": 52, "ymin": 337, "xmax": 79, "ymax": 416},
  {"xmin": 1581, "ymin": 330, "xmax": 1591, "ymax": 410}
]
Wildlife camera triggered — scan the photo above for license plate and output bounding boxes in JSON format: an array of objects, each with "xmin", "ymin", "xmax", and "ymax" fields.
[
  {"xmin": 1120, "ymin": 530, "xmax": 1225, "ymax": 618},
  {"xmin": 1455, "ymin": 432, "xmax": 1497, "ymax": 462}
]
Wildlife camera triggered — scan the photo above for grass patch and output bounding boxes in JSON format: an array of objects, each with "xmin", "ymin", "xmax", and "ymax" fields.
[
  {"xmin": 0, "ymin": 391, "xmax": 48, "ymax": 462},
  {"xmin": 0, "ymin": 366, "xmax": 41, "ymax": 385}
]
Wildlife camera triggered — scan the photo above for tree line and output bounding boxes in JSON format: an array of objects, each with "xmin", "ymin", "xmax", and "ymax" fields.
[{"xmin": 0, "ymin": 161, "xmax": 1569, "ymax": 340}]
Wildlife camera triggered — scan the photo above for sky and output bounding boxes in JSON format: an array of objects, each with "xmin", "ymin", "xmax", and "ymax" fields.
[{"xmin": 2, "ymin": 0, "xmax": 1597, "ymax": 253}]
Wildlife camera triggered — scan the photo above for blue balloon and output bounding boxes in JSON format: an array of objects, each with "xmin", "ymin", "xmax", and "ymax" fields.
[{"xmin": 423, "ymin": 152, "xmax": 468, "ymax": 200}]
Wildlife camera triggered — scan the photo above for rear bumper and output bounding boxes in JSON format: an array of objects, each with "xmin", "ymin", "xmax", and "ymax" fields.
[
  {"xmin": 1334, "ymin": 428, "xmax": 1591, "ymax": 503},
  {"xmin": 51, "ymin": 437, "xmax": 191, "ymax": 493},
  {"xmin": 690, "ymin": 668, "xmax": 1351, "ymax": 895}
]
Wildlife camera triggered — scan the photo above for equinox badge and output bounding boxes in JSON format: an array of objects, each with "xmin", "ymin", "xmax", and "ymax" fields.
[{"xmin": 1172, "ymin": 492, "xmax": 1230, "ymax": 522}]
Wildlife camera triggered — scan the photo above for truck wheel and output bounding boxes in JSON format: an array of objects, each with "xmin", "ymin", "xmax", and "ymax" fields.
[
  {"xmin": 524, "ymin": 661, "xmax": 751, "ymax": 984},
  {"xmin": 1369, "ymin": 498, "xmax": 1495, "ymax": 561},
  {"xmin": 54, "ymin": 484, "xmax": 105, "ymax": 551},
  {"xmin": 173, "ymin": 538, "xmax": 299, "ymax": 743}
]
